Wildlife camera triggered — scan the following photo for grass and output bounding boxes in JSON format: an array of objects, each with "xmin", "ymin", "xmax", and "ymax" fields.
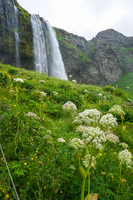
[
  {"xmin": 113, "ymin": 72, "xmax": 133, "ymax": 97},
  {"xmin": 0, "ymin": 63, "xmax": 133, "ymax": 200}
]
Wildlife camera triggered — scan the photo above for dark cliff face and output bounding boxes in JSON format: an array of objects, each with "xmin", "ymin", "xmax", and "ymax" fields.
[
  {"xmin": 0, "ymin": 0, "xmax": 34, "ymax": 69},
  {"xmin": 0, "ymin": 0, "xmax": 132, "ymax": 86},
  {"xmin": 55, "ymin": 28, "xmax": 124, "ymax": 85},
  {"xmin": 96, "ymin": 29, "xmax": 133, "ymax": 73}
]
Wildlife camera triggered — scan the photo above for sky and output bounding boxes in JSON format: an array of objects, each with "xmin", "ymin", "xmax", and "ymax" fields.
[{"xmin": 17, "ymin": 0, "xmax": 133, "ymax": 40}]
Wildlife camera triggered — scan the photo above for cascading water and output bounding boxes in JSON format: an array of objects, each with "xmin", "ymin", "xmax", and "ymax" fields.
[
  {"xmin": 31, "ymin": 14, "xmax": 67, "ymax": 80},
  {"xmin": 31, "ymin": 14, "xmax": 48, "ymax": 74},
  {"xmin": 1, "ymin": 0, "xmax": 20, "ymax": 66},
  {"xmin": 45, "ymin": 20, "xmax": 68, "ymax": 80},
  {"xmin": 13, "ymin": 2, "xmax": 20, "ymax": 67}
]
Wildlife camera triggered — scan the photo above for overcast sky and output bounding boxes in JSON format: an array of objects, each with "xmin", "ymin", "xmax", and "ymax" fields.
[{"xmin": 17, "ymin": 0, "xmax": 133, "ymax": 40}]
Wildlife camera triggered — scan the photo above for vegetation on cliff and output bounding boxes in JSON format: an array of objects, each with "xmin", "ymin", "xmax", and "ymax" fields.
[{"xmin": 0, "ymin": 63, "xmax": 133, "ymax": 199}]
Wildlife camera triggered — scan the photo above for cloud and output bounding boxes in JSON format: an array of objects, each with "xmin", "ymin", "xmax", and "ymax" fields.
[{"xmin": 17, "ymin": 0, "xmax": 133, "ymax": 40}]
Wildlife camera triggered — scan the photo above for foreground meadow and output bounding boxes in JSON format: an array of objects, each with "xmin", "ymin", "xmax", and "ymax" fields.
[{"xmin": 0, "ymin": 63, "xmax": 133, "ymax": 200}]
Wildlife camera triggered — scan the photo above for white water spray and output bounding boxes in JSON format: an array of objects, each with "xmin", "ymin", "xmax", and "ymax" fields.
[
  {"xmin": 31, "ymin": 14, "xmax": 48, "ymax": 74},
  {"xmin": 13, "ymin": 2, "xmax": 20, "ymax": 67},
  {"xmin": 45, "ymin": 20, "xmax": 68, "ymax": 80}
]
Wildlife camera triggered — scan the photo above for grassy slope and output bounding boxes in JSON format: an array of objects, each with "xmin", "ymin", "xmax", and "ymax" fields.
[
  {"xmin": 0, "ymin": 63, "xmax": 133, "ymax": 200},
  {"xmin": 113, "ymin": 72, "xmax": 133, "ymax": 96}
]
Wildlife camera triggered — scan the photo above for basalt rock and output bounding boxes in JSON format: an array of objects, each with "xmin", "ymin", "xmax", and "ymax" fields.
[{"xmin": 55, "ymin": 28, "xmax": 124, "ymax": 85}]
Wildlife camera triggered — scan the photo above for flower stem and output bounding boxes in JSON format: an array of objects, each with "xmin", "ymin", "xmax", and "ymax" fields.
[
  {"xmin": 88, "ymin": 172, "xmax": 90, "ymax": 197},
  {"xmin": 116, "ymin": 163, "xmax": 122, "ymax": 200},
  {"xmin": 81, "ymin": 178, "xmax": 86, "ymax": 200}
]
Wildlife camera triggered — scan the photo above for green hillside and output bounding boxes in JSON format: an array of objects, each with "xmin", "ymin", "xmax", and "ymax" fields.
[
  {"xmin": 113, "ymin": 72, "xmax": 133, "ymax": 96},
  {"xmin": 0, "ymin": 63, "xmax": 133, "ymax": 200}
]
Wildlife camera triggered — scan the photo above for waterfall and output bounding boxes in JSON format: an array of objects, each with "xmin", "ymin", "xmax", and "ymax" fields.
[
  {"xmin": 31, "ymin": 14, "xmax": 48, "ymax": 74},
  {"xmin": 31, "ymin": 14, "xmax": 67, "ymax": 80},
  {"xmin": 2, "ymin": 0, "xmax": 20, "ymax": 66},
  {"xmin": 45, "ymin": 20, "xmax": 68, "ymax": 80},
  {"xmin": 13, "ymin": 2, "xmax": 20, "ymax": 67}
]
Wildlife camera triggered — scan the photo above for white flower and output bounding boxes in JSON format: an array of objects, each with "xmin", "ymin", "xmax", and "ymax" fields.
[
  {"xmin": 43, "ymin": 135, "xmax": 53, "ymax": 140},
  {"xmin": 82, "ymin": 127, "xmax": 106, "ymax": 147},
  {"xmin": 76, "ymin": 126, "xmax": 88, "ymax": 133},
  {"xmin": 43, "ymin": 135, "xmax": 53, "ymax": 144},
  {"xmin": 118, "ymin": 149, "xmax": 133, "ymax": 166},
  {"xmin": 72, "ymin": 80, "xmax": 77, "ymax": 83},
  {"xmin": 95, "ymin": 143, "xmax": 103, "ymax": 150},
  {"xmin": 25, "ymin": 112, "xmax": 40, "ymax": 120},
  {"xmin": 53, "ymin": 91, "xmax": 59, "ymax": 96},
  {"xmin": 81, "ymin": 109, "xmax": 101, "ymax": 123},
  {"xmin": 9, "ymin": 90, "xmax": 14, "ymax": 92},
  {"xmin": 119, "ymin": 142, "xmax": 129, "ymax": 149},
  {"xmin": 99, "ymin": 113, "xmax": 118, "ymax": 129},
  {"xmin": 14, "ymin": 78, "xmax": 24, "ymax": 83},
  {"xmin": 46, "ymin": 130, "xmax": 52, "ymax": 134},
  {"xmin": 57, "ymin": 138, "xmax": 66, "ymax": 143},
  {"xmin": 84, "ymin": 89, "xmax": 88, "ymax": 93},
  {"xmin": 73, "ymin": 114, "xmax": 92, "ymax": 126},
  {"xmin": 39, "ymin": 80, "xmax": 45, "ymax": 83},
  {"xmin": 108, "ymin": 105, "xmax": 125, "ymax": 116},
  {"xmin": 69, "ymin": 75, "xmax": 72, "ymax": 78},
  {"xmin": 106, "ymin": 133, "xmax": 119, "ymax": 144},
  {"xmin": 63, "ymin": 101, "xmax": 77, "ymax": 111},
  {"xmin": 69, "ymin": 138, "xmax": 85, "ymax": 151},
  {"xmin": 98, "ymin": 93, "xmax": 102, "ymax": 97},
  {"xmin": 82, "ymin": 154, "xmax": 96, "ymax": 169},
  {"xmin": 40, "ymin": 92, "xmax": 47, "ymax": 97}
]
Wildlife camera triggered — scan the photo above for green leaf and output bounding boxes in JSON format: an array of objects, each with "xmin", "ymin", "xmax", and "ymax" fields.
[
  {"xmin": 85, "ymin": 193, "xmax": 99, "ymax": 200},
  {"xmin": 14, "ymin": 169, "xmax": 27, "ymax": 177}
]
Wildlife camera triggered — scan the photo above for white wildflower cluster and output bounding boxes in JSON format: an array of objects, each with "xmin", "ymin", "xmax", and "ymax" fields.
[
  {"xmin": 14, "ymin": 78, "xmax": 24, "ymax": 83},
  {"xmin": 73, "ymin": 113, "xmax": 92, "ymax": 126},
  {"xmin": 73, "ymin": 109, "xmax": 101, "ymax": 126},
  {"xmin": 69, "ymin": 138, "xmax": 85, "ymax": 151},
  {"xmin": 82, "ymin": 127, "xmax": 106, "ymax": 150},
  {"xmin": 39, "ymin": 80, "xmax": 45, "ymax": 83},
  {"xmin": 63, "ymin": 101, "xmax": 77, "ymax": 111},
  {"xmin": 72, "ymin": 80, "xmax": 77, "ymax": 83},
  {"xmin": 84, "ymin": 89, "xmax": 88, "ymax": 93},
  {"xmin": 57, "ymin": 138, "xmax": 66, "ymax": 143},
  {"xmin": 99, "ymin": 113, "xmax": 118, "ymax": 129},
  {"xmin": 119, "ymin": 142, "xmax": 129, "ymax": 149},
  {"xmin": 118, "ymin": 149, "xmax": 133, "ymax": 166},
  {"xmin": 43, "ymin": 135, "xmax": 53, "ymax": 144},
  {"xmin": 53, "ymin": 91, "xmax": 59, "ymax": 96},
  {"xmin": 69, "ymin": 75, "xmax": 72, "ymax": 78},
  {"xmin": 106, "ymin": 133, "xmax": 119, "ymax": 144},
  {"xmin": 25, "ymin": 112, "xmax": 40, "ymax": 121},
  {"xmin": 82, "ymin": 109, "xmax": 101, "ymax": 123},
  {"xmin": 76, "ymin": 126, "xmax": 88, "ymax": 133},
  {"xmin": 40, "ymin": 91, "xmax": 47, "ymax": 97},
  {"xmin": 82, "ymin": 154, "xmax": 96, "ymax": 169},
  {"xmin": 108, "ymin": 105, "xmax": 125, "ymax": 116},
  {"xmin": 43, "ymin": 135, "xmax": 53, "ymax": 140},
  {"xmin": 46, "ymin": 130, "xmax": 52, "ymax": 134},
  {"xmin": 9, "ymin": 90, "xmax": 14, "ymax": 93},
  {"xmin": 98, "ymin": 93, "xmax": 102, "ymax": 97}
]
